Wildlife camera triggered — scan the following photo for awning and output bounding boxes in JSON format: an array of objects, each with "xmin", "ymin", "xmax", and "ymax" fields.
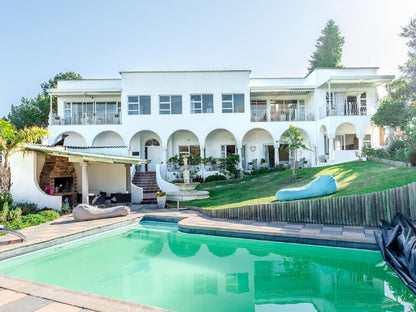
[
  {"xmin": 24, "ymin": 144, "xmax": 147, "ymax": 165},
  {"xmin": 250, "ymin": 87, "xmax": 314, "ymax": 96},
  {"xmin": 319, "ymin": 75, "xmax": 395, "ymax": 89}
]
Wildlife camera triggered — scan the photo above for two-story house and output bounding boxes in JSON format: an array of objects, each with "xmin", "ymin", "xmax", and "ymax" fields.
[{"xmin": 9, "ymin": 68, "xmax": 393, "ymax": 210}]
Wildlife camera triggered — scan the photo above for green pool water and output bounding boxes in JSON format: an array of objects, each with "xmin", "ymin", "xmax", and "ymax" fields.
[{"xmin": 0, "ymin": 221, "xmax": 415, "ymax": 312}]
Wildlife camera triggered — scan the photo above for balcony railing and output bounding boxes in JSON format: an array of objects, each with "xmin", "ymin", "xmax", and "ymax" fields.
[
  {"xmin": 251, "ymin": 108, "xmax": 315, "ymax": 122},
  {"xmin": 320, "ymin": 102, "xmax": 367, "ymax": 118},
  {"xmin": 51, "ymin": 114, "xmax": 121, "ymax": 125}
]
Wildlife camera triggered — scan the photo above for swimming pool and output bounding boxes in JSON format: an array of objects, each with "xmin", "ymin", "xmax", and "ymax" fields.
[{"xmin": 0, "ymin": 221, "xmax": 414, "ymax": 312}]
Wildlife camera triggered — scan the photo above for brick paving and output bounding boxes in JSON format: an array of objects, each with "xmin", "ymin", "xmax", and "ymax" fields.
[{"xmin": 0, "ymin": 204, "xmax": 380, "ymax": 311}]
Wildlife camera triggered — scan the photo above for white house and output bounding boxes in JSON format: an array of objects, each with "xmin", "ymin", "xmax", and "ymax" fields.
[{"xmin": 9, "ymin": 68, "xmax": 394, "ymax": 210}]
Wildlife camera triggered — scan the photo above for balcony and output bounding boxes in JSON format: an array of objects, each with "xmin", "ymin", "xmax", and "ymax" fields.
[
  {"xmin": 319, "ymin": 102, "xmax": 367, "ymax": 119},
  {"xmin": 51, "ymin": 113, "xmax": 121, "ymax": 126},
  {"xmin": 250, "ymin": 100, "xmax": 315, "ymax": 122}
]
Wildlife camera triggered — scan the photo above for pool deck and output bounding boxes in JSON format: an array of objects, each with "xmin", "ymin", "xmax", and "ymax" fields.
[{"xmin": 0, "ymin": 204, "xmax": 381, "ymax": 312}]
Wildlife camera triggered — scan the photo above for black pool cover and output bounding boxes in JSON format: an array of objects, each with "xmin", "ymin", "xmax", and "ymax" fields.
[{"xmin": 375, "ymin": 213, "xmax": 416, "ymax": 294}]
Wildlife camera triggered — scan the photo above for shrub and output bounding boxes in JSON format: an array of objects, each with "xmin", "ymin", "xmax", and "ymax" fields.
[
  {"xmin": 407, "ymin": 146, "xmax": 416, "ymax": 166},
  {"xmin": 0, "ymin": 202, "xmax": 9, "ymax": 223},
  {"xmin": 192, "ymin": 175, "xmax": 203, "ymax": 183},
  {"xmin": 20, "ymin": 214, "xmax": 46, "ymax": 227},
  {"xmin": 0, "ymin": 192, "xmax": 12, "ymax": 208},
  {"xmin": 7, "ymin": 207, "xmax": 22, "ymax": 221},
  {"xmin": 16, "ymin": 202, "xmax": 39, "ymax": 215},
  {"xmin": 205, "ymin": 174, "xmax": 227, "ymax": 182},
  {"xmin": 38, "ymin": 209, "xmax": 60, "ymax": 221}
]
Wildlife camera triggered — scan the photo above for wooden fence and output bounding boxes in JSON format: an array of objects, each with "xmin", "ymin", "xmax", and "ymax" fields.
[{"xmin": 190, "ymin": 182, "xmax": 416, "ymax": 227}]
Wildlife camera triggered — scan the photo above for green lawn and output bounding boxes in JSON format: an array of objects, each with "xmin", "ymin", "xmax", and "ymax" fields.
[{"xmin": 185, "ymin": 161, "xmax": 416, "ymax": 209}]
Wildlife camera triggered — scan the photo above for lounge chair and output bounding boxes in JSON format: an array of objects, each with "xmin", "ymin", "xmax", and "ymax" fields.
[
  {"xmin": 72, "ymin": 204, "xmax": 130, "ymax": 222},
  {"xmin": 276, "ymin": 175, "xmax": 337, "ymax": 201}
]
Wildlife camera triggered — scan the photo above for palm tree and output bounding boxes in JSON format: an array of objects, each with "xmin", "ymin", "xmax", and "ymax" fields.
[
  {"xmin": 280, "ymin": 125, "xmax": 308, "ymax": 180},
  {"xmin": 0, "ymin": 120, "xmax": 49, "ymax": 192}
]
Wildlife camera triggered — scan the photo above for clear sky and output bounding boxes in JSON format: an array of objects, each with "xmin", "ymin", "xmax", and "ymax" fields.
[{"xmin": 0, "ymin": 0, "xmax": 415, "ymax": 116}]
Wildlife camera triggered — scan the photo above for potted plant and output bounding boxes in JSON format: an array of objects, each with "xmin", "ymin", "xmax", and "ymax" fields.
[
  {"xmin": 260, "ymin": 158, "xmax": 267, "ymax": 168},
  {"xmin": 248, "ymin": 161, "xmax": 253, "ymax": 170},
  {"xmin": 114, "ymin": 113, "xmax": 120, "ymax": 124},
  {"xmin": 156, "ymin": 191, "xmax": 166, "ymax": 209}
]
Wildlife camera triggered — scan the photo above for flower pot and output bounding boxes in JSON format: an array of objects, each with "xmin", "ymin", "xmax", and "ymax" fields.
[{"xmin": 156, "ymin": 196, "xmax": 166, "ymax": 209}]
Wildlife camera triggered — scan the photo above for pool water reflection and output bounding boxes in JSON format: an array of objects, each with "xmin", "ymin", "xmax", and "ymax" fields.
[{"xmin": 0, "ymin": 221, "xmax": 414, "ymax": 312}]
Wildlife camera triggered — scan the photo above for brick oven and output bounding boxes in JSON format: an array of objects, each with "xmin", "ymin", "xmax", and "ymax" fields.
[{"xmin": 39, "ymin": 156, "xmax": 77, "ymax": 196}]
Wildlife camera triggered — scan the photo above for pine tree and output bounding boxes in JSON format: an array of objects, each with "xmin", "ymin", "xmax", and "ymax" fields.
[{"xmin": 308, "ymin": 19, "xmax": 345, "ymax": 73}]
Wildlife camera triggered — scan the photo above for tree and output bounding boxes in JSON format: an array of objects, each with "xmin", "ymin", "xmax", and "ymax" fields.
[
  {"xmin": 372, "ymin": 18, "xmax": 416, "ymax": 133},
  {"xmin": 308, "ymin": 19, "xmax": 345, "ymax": 73},
  {"xmin": 4, "ymin": 72, "xmax": 82, "ymax": 129},
  {"xmin": 0, "ymin": 120, "xmax": 49, "ymax": 192},
  {"xmin": 280, "ymin": 125, "xmax": 308, "ymax": 180}
]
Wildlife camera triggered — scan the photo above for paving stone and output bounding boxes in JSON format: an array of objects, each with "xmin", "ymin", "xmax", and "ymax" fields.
[
  {"xmin": 0, "ymin": 289, "xmax": 27, "ymax": 306},
  {"xmin": 343, "ymin": 228, "xmax": 364, "ymax": 233},
  {"xmin": 320, "ymin": 230, "xmax": 343, "ymax": 235},
  {"xmin": 322, "ymin": 226, "xmax": 343, "ymax": 232},
  {"xmin": 0, "ymin": 295, "xmax": 51, "ymax": 312},
  {"xmin": 35, "ymin": 302, "xmax": 82, "ymax": 312}
]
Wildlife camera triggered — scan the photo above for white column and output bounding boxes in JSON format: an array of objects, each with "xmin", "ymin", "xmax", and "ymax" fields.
[
  {"xmin": 266, "ymin": 99, "xmax": 271, "ymax": 121},
  {"xmin": 125, "ymin": 164, "xmax": 131, "ymax": 192},
  {"xmin": 237, "ymin": 147, "xmax": 243, "ymax": 169},
  {"xmin": 80, "ymin": 162, "xmax": 89, "ymax": 204},
  {"xmin": 163, "ymin": 147, "xmax": 168, "ymax": 164},
  {"xmin": 329, "ymin": 136, "xmax": 335, "ymax": 161},
  {"xmin": 358, "ymin": 136, "xmax": 364, "ymax": 155},
  {"xmin": 274, "ymin": 143, "xmax": 280, "ymax": 167},
  {"xmin": 49, "ymin": 95, "xmax": 53, "ymax": 124}
]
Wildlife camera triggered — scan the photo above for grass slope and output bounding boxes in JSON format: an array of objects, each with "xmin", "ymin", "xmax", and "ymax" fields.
[{"xmin": 185, "ymin": 161, "xmax": 416, "ymax": 209}]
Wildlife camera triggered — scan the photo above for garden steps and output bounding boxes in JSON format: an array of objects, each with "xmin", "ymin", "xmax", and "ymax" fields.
[{"xmin": 132, "ymin": 172, "xmax": 160, "ymax": 204}]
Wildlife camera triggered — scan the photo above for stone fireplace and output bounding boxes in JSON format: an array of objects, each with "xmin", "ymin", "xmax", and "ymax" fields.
[{"xmin": 39, "ymin": 156, "xmax": 77, "ymax": 194}]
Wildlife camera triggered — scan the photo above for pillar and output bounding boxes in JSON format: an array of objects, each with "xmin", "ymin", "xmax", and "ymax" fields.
[
  {"xmin": 163, "ymin": 147, "xmax": 168, "ymax": 165},
  {"xmin": 80, "ymin": 162, "xmax": 89, "ymax": 204},
  {"xmin": 274, "ymin": 143, "xmax": 280, "ymax": 167},
  {"xmin": 125, "ymin": 164, "xmax": 131, "ymax": 192},
  {"xmin": 328, "ymin": 136, "xmax": 335, "ymax": 161},
  {"xmin": 237, "ymin": 147, "xmax": 243, "ymax": 169},
  {"xmin": 358, "ymin": 136, "xmax": 364, "ymax": 155},
  {"xmin": 49, "ymin": 95, "xmax": 53, "ymax": 124}
]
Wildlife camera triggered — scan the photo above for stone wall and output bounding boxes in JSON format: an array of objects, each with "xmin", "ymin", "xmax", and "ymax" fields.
[{"xmin": 39, "ymin": 156, "xmax": 77, "ymax": 192}]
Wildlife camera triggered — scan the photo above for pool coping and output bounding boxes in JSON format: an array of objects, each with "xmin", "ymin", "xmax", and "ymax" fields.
[{"xmin": 0, "ymin": 274, "xmax": 170, "ymax": 312}]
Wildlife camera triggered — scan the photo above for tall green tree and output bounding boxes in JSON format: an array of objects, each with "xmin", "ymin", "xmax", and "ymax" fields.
[
  {"xmin": 4, "ymin": 72, "xmax": 82, "ymax": 129},
  {"xmin": 280, "ymin": 125, "xmax": 308, "ymax": 180},
  {"xmin": 308, "ymin": 19, "xmax": 345, "ymax": 73},
  {"xmin": 0, "ymin": 120, "xmax": 49, "ymax": 192},
  {"xmin": 372, "ymin": 18, "xmax": 416, "ymax": 131}
]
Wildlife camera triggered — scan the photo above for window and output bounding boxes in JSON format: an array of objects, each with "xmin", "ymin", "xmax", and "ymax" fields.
[
  {"xmin": 363, "ymin": 134, "xmax": 371, "ymax": 148},
  {"xmin": 250, "ymin": 100, "xmax": 267, "ymax": 121},
  {"xmin": 221, "ymin": 145, "xmax": 236, "ymax": 157},
  {"xmin": 191, "ymin": 94, "xmax": 213, "ymax": 114},
  {"xmin": 222, "ymin": 94, "xmax": 244, "ymax": 113},
  {"xmin": 270, "ymin": 99, "xmax": 305, "ymax": 121},
  {"xmin": 159, "ymin": 95, "xmax": 182, "ymax": 115},
  {"xmin": 360, "ymin": 92, "xmax": 367, "ymax": 115},
  {"xmin": 179, "ymin": 145, "xmax": 200, "ymax": 158},
  {"xmin": 128, "ymin": 96, "xmax": 151, "ymax": 115},
  {"xmin": 62, "ymin": 101, "xmax": 120, "ymax": 125}
]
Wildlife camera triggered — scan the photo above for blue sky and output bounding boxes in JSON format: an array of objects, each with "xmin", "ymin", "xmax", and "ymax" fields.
[{"xmin": 0, "ymin": 0, "xmax": 415, "ymax": 116}]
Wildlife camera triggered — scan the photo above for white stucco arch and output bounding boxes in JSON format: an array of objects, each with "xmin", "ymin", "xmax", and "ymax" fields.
[
  {"xmin": 204, "ymin": 129, "xmax": 238, "ymax": 158},
  {"xmin": 53, "ymin": 131, "xmax": 87, "ymax": 147},
  {"xmin": 167, "ymin": 130, "xmax": 201, "ymax": 158},
  {"xmin": 242, "ymin": 128, "xmax": 275, "ymax": 168},
  {"xmin": 92, "ymin": 131, "xmax": 125, "ymax": 146}
]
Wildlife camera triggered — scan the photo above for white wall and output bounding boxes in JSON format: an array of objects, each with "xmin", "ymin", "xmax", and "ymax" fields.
[
  {"xmin": 10, "ymin": 152, "xmax": 62, "ymax": 210},
  {"xmin": 78, "ymin": 163, "xmax": 127, "ymax": 194}
]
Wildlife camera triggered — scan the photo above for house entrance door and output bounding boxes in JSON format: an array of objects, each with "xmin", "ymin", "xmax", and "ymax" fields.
[{"xmin": 145, "ymin": 139, "xmax": 161, "ymax": 172}]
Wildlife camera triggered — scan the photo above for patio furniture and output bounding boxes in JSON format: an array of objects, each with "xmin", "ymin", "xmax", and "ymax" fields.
[
  {"xmin": 110, "ymin": 192, "xmax": 131, "ymax": 204},
  {"xmin": 72, "ymin": 204, "xmax": 130, "ymax": 221},
  {"xmin": 276, "ymin": 175, "xmax": 337, "ymax": 201}
]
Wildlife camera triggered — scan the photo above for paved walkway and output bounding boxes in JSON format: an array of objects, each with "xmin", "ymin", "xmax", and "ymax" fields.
[{"xmin": 0, "ymin": 204, "xmax": 380, "ymax": 311}]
